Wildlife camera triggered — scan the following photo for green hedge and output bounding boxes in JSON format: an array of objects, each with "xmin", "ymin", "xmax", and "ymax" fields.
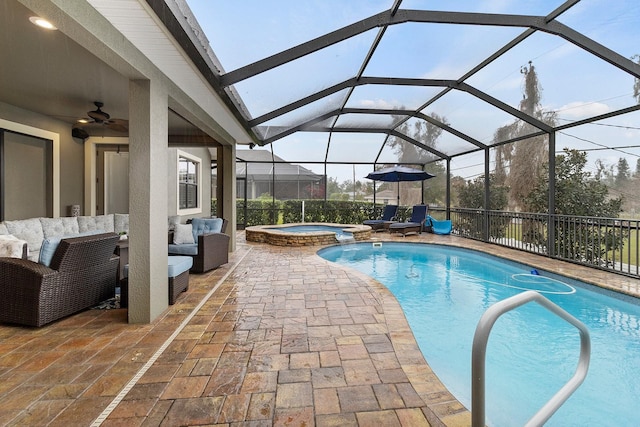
[
  {"xmin": 211, "ymin": 199, "xmax": 400, "ymax": 227},
  {"xmin": 282, "ymin": 200, "xmax": 379, "ymax": 224},
  {"xmin": 213, "ymin": 198, "xmax": 398, "ymax": 226}
]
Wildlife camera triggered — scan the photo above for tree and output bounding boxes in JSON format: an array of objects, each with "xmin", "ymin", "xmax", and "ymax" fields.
[
  {"xmin": 326, "ymin": 177, "xmax": 340, "ymax": 197},
  {"xmin": 525, "ymin": 149, "xmax": 625, "ymax": 264},
  {"xmin": 455, "ymin": 174, "xmax": 510, "ymax": 239},
  {"xmin": 457, "ymin": 174, "xmax": 508, "ymax": 210},
  {"xmin": 595, "ymin": 159, "xmax": 615, "ymax": 184},
  {"xmin": 493, "ymin": 62, "xmax": 557, "ymax": 210},
  {"xmin": 305, "ymin": 182, "xmax": 325, "ymax": 199},
  {"xmin": 388, "ymin": 113, "xmax": 448, "ymax": 206},
  {"xmin": 616, "ymin": 157, "xmax": 630, "ymax": 186},
  {"xmin": 594, "ymin": 157, "xmax": 640, "ymax": 214},
  {"xmin": 449, "ymin": 175, "xmax": 467, "ymax": 207}
]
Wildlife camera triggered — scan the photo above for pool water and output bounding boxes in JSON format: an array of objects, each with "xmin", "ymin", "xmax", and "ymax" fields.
[{"xmin": 318, "ymin": 242, "xmax": 640, "ymax": 426}]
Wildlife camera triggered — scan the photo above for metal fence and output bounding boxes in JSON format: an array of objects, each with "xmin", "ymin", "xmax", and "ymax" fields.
[
  {"xmin": 232, "ymin": 199, "xmax": 640, "ymax": 279},
  {"xmin": 434, "ymin": 208, "xmax": 640, "ymax": 278}
]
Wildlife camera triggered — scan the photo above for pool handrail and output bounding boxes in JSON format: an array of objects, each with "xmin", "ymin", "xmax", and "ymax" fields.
[{"xmin": 471, "ymin": 290, "xmax": 591, "ymax": 427}]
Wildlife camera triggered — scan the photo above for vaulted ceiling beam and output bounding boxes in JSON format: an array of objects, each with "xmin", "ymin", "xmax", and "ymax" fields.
[
  {"xmin": 220, "ymin": 8, "xmax": 640, "ymax": 87},
  {"xmin": 250, "ymin": 77, "xmax": 551, "ymax": 133}
]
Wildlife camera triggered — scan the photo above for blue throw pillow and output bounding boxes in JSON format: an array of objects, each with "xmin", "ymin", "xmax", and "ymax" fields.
[{"xmin": 38, "ymin": 230, "xmax": 105, "ymax": 267}]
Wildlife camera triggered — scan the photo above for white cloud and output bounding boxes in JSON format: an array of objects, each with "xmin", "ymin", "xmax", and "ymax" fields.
[
  {"xmin": 490, "ymin": 74, "xmax": 523, "ymax": 92},
  {"xmin": 420, "ymin": 63, "xmax": 469, "ymax": 81},
  {"xmin": 554, "ymin": 101, "xmax": 610, "ymax": 119},
  {"xmin": 358, "ymin": 99, "xmax": 398, "ymax": 109}
]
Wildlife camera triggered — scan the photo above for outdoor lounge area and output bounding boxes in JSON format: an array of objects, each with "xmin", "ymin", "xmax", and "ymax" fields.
[{"xmin": 2, "ymin": 231, "xmax": 639, "ymax": 426}]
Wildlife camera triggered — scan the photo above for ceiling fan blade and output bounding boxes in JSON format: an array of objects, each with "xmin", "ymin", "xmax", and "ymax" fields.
[{"xmin": 106, "ymin": 122, "xmax": 128, "ymax": 133}]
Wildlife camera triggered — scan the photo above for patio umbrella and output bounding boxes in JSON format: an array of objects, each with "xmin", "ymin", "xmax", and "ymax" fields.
[{"xmin": 365, "ymin": 165, "xmax": 435, "ymax": 205}]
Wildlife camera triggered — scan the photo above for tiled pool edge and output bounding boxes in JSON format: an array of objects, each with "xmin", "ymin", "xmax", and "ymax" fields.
[{"xmin": 246, "ymin": 223, "xmax": 372, "ymax": 246}]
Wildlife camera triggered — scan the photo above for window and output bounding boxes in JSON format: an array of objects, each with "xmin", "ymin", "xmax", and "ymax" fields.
[{"xmin": 177, "ymin": 151, "xmax": 201, "ymax": 213}]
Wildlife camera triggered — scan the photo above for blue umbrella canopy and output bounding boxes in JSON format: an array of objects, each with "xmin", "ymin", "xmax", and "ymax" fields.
[
  {"xmin": 365, "ymin": 166, "xmax": 435, "ymax": 205},
  {"xmin": 365, "ymin": 165, "xmax": 435, "ymax": 182}
]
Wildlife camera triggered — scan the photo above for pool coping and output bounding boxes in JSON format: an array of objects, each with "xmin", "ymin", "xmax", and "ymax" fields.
[{"xmin": 246, "ymin": 222, "xmax": 372, "ymax": 246}]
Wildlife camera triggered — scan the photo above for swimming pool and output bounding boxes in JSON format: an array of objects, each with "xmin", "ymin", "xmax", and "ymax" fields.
[
  {"xmin": 318, "ymin": 242, "xmax": 640, "ymax": 426},
  {"xmin": 267, "ymin": 224, "xmax": 352, "ymax": 237}
]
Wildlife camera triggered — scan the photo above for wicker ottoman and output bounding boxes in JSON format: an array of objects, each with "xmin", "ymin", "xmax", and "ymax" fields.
[{"xmin": 120, "ymin": 256, "xmax": 193, "ymax": 307}]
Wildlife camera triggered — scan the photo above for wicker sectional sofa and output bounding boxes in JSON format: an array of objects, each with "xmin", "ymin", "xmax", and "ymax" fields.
[
  {"xmin": 0, "ymin": 214, "xmax": 128, "ymax": 327},
  {"xmin": 0, "ymin": 232, "xmax": 120, "ymax": 327},
  {"xmin": 0, "ymin": 214, "xmax": 230, "ymax": 325}
]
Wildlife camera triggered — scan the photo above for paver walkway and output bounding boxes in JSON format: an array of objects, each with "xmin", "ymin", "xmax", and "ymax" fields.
[{"xmin": 101, "ymin": 238, "xmax": 457, "ymax": 426}]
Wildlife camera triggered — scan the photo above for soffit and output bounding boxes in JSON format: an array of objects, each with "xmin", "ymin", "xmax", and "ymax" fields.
[{"xmin": 87, "ymin": 0, "xmax": 253, "ymax": 144}]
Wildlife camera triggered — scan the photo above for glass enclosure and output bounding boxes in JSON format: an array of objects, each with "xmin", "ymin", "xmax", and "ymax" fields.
[{"xmin": 198, "ymin": 0, "xmax": 640, "ymax": 277}]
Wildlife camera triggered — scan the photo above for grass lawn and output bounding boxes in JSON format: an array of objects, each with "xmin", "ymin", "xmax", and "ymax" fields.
[
  {"xmin": 497, "ymin": 221, "xmax": 640, "ymax": 267},
  {"xmin": 617, "ymin": 229, "xmax": 639, "ymax": 266}
]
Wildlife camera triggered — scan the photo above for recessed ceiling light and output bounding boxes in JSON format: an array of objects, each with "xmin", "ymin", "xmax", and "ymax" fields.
[{"xmin": 29, "ymin": 16, "xmax": 57, "ymax": 30}]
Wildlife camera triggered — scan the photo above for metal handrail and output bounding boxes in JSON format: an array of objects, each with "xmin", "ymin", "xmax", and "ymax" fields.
[{"xmin": 471, "ymin": 290, "xmax": 591, "ymax": 427}]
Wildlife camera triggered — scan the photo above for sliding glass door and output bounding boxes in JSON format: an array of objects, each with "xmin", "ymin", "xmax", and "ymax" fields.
[{"xmin": 0, "ymin": 129, "xmax": 53, "ymax": 220}]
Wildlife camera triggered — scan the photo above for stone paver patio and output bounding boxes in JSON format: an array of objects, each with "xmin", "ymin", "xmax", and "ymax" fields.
[{"xmin": 1, "ymin": 231, "xmax": 639, "ymax": 426}]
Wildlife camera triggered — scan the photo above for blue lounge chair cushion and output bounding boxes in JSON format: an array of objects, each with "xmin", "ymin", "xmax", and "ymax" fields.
[
  {"xmin": 123, "ymin": 255, "xmax": 193, "ymax": 279},
  {"xmin": 389, "ymin": 205, "xmax": 428, "ymax": 235},
  {"xmin": 407, "ymin": 205, "xmax": 428, "ymax": 223},
  {"xmin": 388, "ymin": 222, "xmax": 422, "ymax": 231},
  {"xmin": 364, "ymin": 204, "xmax": 398, "ymax": 226}
]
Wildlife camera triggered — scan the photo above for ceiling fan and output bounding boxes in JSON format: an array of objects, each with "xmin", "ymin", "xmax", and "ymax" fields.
[{"xmin": 73, "ymin": 101, "xmax": 129, "ymax": 135}]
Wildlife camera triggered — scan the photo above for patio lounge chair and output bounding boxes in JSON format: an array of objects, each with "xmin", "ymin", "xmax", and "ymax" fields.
[
  {"xmin": 426, "ymin": 215, "xmax": 452, "ymax": 235},
  {"xmin": 168, "ymin": 218, "xmax": 230, "ymax": 273},
  {"xmin": 363, "ymin": 204, "xmax": 398, "ymax": 231},
  {"xmin": 389, "ymin": 205, "xmax": 428, "ymax": 236}
]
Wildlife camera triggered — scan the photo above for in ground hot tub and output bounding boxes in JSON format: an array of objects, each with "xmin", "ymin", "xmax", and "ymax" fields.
[{"xmin": 245, "ymin": 223, "xmax": 372, "ymax": 246}]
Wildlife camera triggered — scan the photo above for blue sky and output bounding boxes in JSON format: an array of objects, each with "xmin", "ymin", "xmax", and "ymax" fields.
[{"xmin": 186, "ymin": 0, "xmax": 640, "ymax": 184}]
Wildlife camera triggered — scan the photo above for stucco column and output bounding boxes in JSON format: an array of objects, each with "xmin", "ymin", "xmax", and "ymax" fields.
[
  {"xmin": 128, "ymin": 79, "xmax": 168, "ymax": 323},
  {"xmin": 220, "ymin": 144, "xmax": 236, "ymax": 251}
]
